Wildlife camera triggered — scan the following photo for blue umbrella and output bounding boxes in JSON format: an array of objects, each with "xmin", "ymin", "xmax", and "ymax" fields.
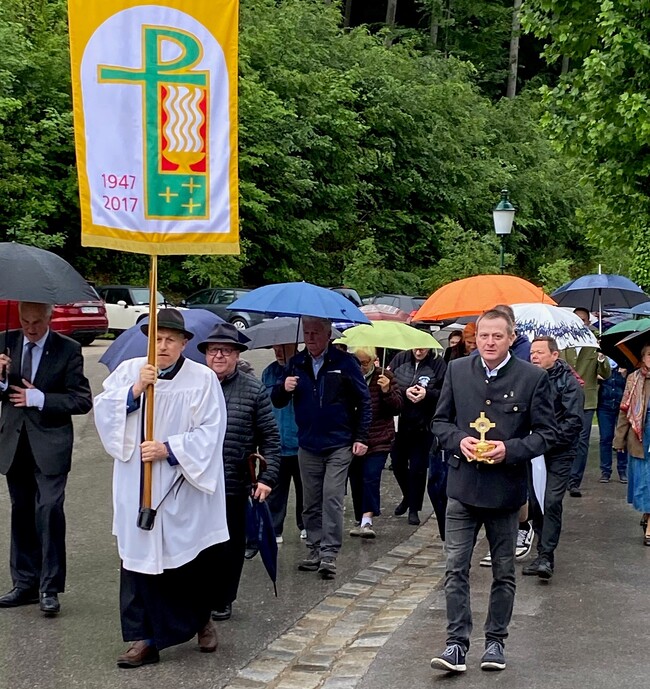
[
  {"xmin": 227, "ymin": 282, "xmax": 371, "ymax": 324},
  {"xmin": 551, "ymin": 274, "xmax": 648, "ymax": 311},
  {"xmin": 99, "ymin": 308, "xmax": 226, "ymax": 372},
  {"xmin": 245, "ymin": 497, "xmax": 278, "ymax": 596},
  {"xmin": 629, "ymin": 302, "xmax": 650, "ymax": 317}
]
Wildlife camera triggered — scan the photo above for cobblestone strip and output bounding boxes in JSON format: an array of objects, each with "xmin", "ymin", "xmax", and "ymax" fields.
[{"xmin": 223, "ymin": 518, "xmax": 447, "ymax": 689}]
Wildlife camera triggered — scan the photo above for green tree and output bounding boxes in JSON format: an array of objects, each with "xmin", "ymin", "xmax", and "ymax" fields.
[{"xmin": 523, "ymin": 0, "xmax": 650, "ymax": 286}]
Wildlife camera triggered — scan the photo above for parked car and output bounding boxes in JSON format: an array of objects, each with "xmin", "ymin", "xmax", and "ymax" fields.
[
  {"xmin": 366, "ymin": 294, "xmax": 427, "ymax": 320},
  {"xmin": 96, "ymin": 285, "xmax": 172, "ymax": 334},
  {"xmin": 328, "ymin": 287, "xmax": 363, "ymax": 307},
  {"xmin": 180, "ymin": 288, "xmax": 264, "ymax": 329},
  {"xmin": 0, "ymin": 297, "xmax": 108, "ymax": 346}
]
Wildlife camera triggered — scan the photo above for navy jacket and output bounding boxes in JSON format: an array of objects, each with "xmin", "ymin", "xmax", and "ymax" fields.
[
  {"xmin": 432, "ymin": 355, "xmax": 556, "ymax": 510},
  {"xmin": 272, "ymin": 344, "xmax": 371, "ymax": 454}
]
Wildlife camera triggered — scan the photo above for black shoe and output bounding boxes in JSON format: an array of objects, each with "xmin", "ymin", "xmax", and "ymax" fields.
[
  {"xmin": 211, "ymin": 603, "xmax": 232, "ymax": 621},
  {"xmin": 481, "ymin": 640, "xmax": 506, "ymax": 671},
  {"xmin": 408, "ymin": 510, "xmax": 421, "ymax": 525},
  {"xmin": 39, "ymin": 593, "xmax": 60, "ymax": 616},
  {"xmin": 537, "ymin": 559, "xmax": 553, "ymax": 580},
  {"xmin": 244, "ymin": 546, "xmax": 258, "ymax": 560},
  {"xmin": 568, "ymin": 487, "xmax": 582, "ymax": 497},
  {"xmin": 430, "ymin": 643, "xmax": 467, "ymax": 672},
  {"xmin": 394, "ymin": 500, "xmax": 408, "ymax": 516},
  {"xmin": 0, "ymin": 587, "xmax": 39, "ymax": 608},
  {"xmin": 318, "ymin": 557, "xmax": 337, "ymax": 580},
  {"xmin": 522, "ymin": 557, "xmax": 541, "ymax": 576}
]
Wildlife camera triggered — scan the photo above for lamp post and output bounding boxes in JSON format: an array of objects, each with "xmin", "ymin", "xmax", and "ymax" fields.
[{"xmin": 493, "ymin": 189, "xmax": 515, "ymax": 274}]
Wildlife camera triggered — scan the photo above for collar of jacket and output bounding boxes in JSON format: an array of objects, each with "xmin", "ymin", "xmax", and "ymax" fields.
[
  {"xmin": 219, "ymin": 367, "xmax": 240, "ymax": 387},
  {"xmin": 475, "ymin": 353, "xmax": 517, "ymax": 378}
]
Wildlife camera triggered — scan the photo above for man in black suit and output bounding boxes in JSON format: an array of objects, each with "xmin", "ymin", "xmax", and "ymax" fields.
[
  {"xmin": 0, "ymin": 302, "xmax": 92, "ymax": 615},
  {"xmin": 429, "ymin": 309, "xmax": 556, "ymax": 674}
]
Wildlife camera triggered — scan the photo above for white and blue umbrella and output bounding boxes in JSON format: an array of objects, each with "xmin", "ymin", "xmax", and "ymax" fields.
[{"xmin": 512, "ymin": 303, "xmax": 598, "ymax": 350}]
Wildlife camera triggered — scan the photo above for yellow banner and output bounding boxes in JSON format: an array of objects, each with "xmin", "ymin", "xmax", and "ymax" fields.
[{"xmin": 68, "ymin": 0, "xmax": 239, "ymax": 256}]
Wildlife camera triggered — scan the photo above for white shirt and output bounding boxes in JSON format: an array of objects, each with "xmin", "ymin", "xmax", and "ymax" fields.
[
  {"xmin": 0, "ymin": 330, "xmax": 48, "ymax": 410},
  {"xmin": 481, "ymin": 352, "xmax": 512, "ymax": 379}
]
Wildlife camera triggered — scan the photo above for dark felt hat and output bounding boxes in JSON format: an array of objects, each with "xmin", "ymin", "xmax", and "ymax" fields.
[
  {"xmin": 197, "ymin": 322, "xmax": 250, "ymax": 353},
  {"xmin": 140, "ymin": 308, "xmax": 194, "ymax": 340}
]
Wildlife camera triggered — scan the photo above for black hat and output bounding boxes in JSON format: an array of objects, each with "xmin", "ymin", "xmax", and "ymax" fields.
[
  {"xmin": 140, "ymin": 308, "xmax": 194, "ymax": 340},
  {"xmin": 197, "ymin": 322, "xmax": 250, "ymax": 353}
]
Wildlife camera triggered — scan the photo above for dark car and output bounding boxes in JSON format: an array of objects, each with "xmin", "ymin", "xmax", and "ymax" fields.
[
  {"xmin": 0, "ymin": 297, "xmax": 108, "ymax": 346},
  {"xmin": 328, "ymin": 287, "xmax": 363, "ymax": 307},
  {"xmin": 180, "ymin": 288, "xmax": 264, "ymax": 329},
  {"xmin": 366, "ymin": 294, "xmax": 427, "ymax": 320}
]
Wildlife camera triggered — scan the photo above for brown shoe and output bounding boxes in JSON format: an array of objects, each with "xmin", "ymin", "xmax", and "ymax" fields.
[
  {"xmin": 197, "ymin": 621, "xmax": 218, "ymax": 653},
  {"xmin": 116, "ymin": 640, "xmax": 160, "ymax": 668}
]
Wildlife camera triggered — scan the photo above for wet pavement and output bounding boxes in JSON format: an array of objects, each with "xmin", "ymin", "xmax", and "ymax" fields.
[{"xmin": 1, "ymin": 342, "xmax": 649, "ymax": 688}]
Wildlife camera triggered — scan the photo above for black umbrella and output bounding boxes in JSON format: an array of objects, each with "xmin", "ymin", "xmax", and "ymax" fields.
[
  {"xmin": 0, "ymin": 242, "xmax": 97, "ymax": 304},
  {"xmin": 615, "ymin": 327, "xmax": 650, "ymax": 369},
  {"xmin": 245, "ymin": 498, "xmax": 278, "ymax": 596}
]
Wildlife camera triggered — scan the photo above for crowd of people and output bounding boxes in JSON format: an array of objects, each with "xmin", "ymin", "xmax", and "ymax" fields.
[{"xmin": 0, "ymin": 300, "xmax": 647, "ymax": 673}]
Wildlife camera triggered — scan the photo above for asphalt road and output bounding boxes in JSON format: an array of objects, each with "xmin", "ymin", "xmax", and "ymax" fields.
[{"xmin": 0, "ymin": 342, "xmax": 417, "ymax": 689}]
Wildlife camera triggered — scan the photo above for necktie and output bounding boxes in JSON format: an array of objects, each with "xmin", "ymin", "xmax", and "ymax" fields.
[{"xmin": 22, "ymin": 342, "xmax": 36, "ymax": 383}]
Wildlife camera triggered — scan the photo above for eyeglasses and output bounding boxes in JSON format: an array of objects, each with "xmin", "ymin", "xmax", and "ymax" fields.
[{"xmin": 206, "ymin": 346, "xmax": 237, "ymax": 357}]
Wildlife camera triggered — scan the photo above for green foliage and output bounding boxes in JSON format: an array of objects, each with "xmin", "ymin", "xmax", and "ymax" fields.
[
  {"xmin": 523, "ymin": 0, "xmax": 650, "ymax": 286},
  {"xmin": 0, "ymin": 0, "xmax": 604, "ymax": 300},
  {"xmin": 538, "ymin": 258, "xmax": 573, "ymax": 292}
]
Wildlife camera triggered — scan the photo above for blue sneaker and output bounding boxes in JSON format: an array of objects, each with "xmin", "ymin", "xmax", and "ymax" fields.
[
  {"xmin": 430, "ymin": 643, "xmax": 467, "ymax": 672},
  {"xmin": 480, "ymin": 640, "xmax": 506, "ymax": 671}
]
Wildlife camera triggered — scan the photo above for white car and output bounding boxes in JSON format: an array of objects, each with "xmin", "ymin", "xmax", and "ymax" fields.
[{"xmin": 97, "ymin": 285, "xmax": 170, "ymax": 334}]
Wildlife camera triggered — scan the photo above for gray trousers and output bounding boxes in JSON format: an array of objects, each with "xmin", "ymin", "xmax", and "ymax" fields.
[
  {"xmin": 298, "ymin": 446, "xmax": 353, "ymax": 559},
  {"xmin": 444, "ymin": 498, "xmax": 518, "ymax": 651}
]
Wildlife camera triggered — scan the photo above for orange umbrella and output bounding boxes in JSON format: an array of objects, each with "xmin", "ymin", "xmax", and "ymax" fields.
[{"xmin": 412, "ymin": 275, "xmax": 556, "ymax": 321}]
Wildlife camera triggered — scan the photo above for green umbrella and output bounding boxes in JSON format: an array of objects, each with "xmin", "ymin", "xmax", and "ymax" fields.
[
  {"xmin": 336, "ymin": 321, "xmax": 442, "ymax": 351},
  {"xmin": 600, "ymin": 318, "xmax": 650, "ymax": 367}
]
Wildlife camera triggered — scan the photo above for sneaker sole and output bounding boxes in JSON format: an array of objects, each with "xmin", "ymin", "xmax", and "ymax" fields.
[
  {"xmin": 481, "ymin": 661, "xmax": 506, "ymax": 671},
  {"xmin": 430, "ymin": 658, "xmax": 466, "ymax": 672},
  {"xmin": 359, "ymin": 532, "xmax": 376, "ymax": 539},
  {"xmin": 479, "ymin": 560, "xmax": 491, "ymax": 568},
  {"xmin": 349, "ymin": 531, "xmax": 362, "ymax": 537},
  {"xmin": 318, "ymin": 569, "xmax": 336, "ymax": 579},
  {"xmin": 298, "ymin": 562, "xmax": 320, "ymax": 571},
  {"xmin": 537, "ymin": 569, "xmax": 553, "ymax": 580}
]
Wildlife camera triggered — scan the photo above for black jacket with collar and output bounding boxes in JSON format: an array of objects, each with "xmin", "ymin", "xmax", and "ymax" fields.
[
  {"xmin": 0, "ymin": 329, "xmax": 92, "ymax": 476},
  {"xmin": 546, "ymin": 359, "xmax": 584, "ymax": 457},
  {"xmin": 220, "ymin": 368, "xmax": 281, "ymax": 496},
  {"xmin": 388, "ymin": 349, "xmax": 447, "ymax": 432},
  {"xmin": 431, "ymin": 354, "xmax": 556, "ymax": 510}
]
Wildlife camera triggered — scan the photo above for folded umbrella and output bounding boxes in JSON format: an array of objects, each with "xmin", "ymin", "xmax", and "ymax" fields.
[{"xmin": 99, "ymin": 308, "xmax": 226, "ymax": 371}]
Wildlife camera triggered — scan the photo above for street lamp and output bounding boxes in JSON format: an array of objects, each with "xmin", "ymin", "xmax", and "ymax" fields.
[{"xmin": 493, "ymin": 189, "xmax": 515, "ymax": 274}]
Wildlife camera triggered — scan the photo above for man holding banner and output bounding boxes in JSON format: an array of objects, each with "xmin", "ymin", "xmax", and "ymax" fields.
[
  {"xmin": 68, "ymin": 0, "xmax": 239, "ymax": 666},
  {"xmin": 94, "ymin": 310, "xmax": 229, "ymax": 667}
]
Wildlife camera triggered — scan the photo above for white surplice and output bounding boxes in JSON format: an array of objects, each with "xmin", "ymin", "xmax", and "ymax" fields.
[{"xmin": 94, "ymin": 357, "xmax": 229, "ymax": 575}]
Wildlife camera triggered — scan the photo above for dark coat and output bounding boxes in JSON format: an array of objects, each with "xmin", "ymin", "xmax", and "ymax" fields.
[
  {"xmin": 220, "ymin": 368, "xmax": 281, "ymax": 496},
  {"xmin": 272, "ymin": 344, "xmax": 371, "ymax": 454},
  {"xmin": 546, "ymin": 359, "xmax": 584, "ymax": 458},
  {"xmin": 388, "ymin": 349, "xmax": 447, "ymax": 432},
  {"xmin": 431, "ymin": 355, "xmax": 556, "ymax": 510},
  {"xmin": 366, "ymin": 368, "xmax": 402, "ymax": 453},
  {"xmin": 0, "ymin": 329, "xmax": 92, "ymax": 476}
]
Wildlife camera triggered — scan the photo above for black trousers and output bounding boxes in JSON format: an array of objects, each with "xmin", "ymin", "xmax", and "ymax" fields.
[
  {"xmin": 6, "ymin": 431, "xmax": 67, "ymax": 594},
  {"xmin": 392, "ymin": 430, "xmax": 433, "ymax": 512},
  {"xmin": 120, "ymin": 544, "xmax": 218, "ymax": 650},
  {"xmin": 212, "ymin": 494, "xmax": 248, "ymax": 610},
  {"xmin": 266, "ymin": 454, "xmax": 303, "ymax": 535},
  {"xmin": 527, "ymin": 454, "xmax": 573, "ymax": 564}
]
